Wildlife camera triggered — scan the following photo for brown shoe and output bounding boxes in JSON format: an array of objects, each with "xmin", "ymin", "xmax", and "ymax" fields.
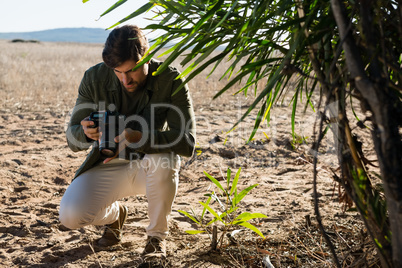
[
  {"xmin": 142, "ymin": 236, "xmax": 166, "ymax": 259},
  {"xmin": 97, "ymin": 204, "xmax": 128, "ymax": 247}
]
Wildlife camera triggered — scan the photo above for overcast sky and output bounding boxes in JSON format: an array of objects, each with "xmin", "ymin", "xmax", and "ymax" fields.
[{"xmin": 0, "ymin": 0, "xmax": 152, "ymax": 33}]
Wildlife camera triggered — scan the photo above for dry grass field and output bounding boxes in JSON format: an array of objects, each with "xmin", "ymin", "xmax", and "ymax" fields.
[{"xmin": 0, "ymin": 39, "xmax": 380, "ymax": 267}]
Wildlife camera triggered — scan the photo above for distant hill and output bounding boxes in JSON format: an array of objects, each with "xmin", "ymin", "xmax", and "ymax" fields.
[{"xmin": 0, "ymin": 28, "xmax": 110, "ymax": 43}]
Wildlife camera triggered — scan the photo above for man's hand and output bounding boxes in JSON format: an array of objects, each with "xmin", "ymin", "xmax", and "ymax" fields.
[
  {"xmin": 81, "ymin": 117, "xmax": 100, "ymax": 141},
  {"xmin": 103, "ymin": 128, "xmax": 142, "ymax": 164}
]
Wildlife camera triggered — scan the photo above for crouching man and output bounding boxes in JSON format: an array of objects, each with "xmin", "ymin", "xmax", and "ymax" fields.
[{"xmin": 59, "ymin": 25, "xmax": 196, "ymax": 259}]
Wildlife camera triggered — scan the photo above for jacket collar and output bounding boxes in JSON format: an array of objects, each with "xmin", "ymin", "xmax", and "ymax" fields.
[{"xmin": 144, "ymin": 59, "xmax": 159, "ymax": 93}]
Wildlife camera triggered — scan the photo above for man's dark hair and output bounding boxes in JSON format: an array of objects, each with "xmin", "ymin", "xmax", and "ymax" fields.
[{"xmin": 102, "ymin": 25, "xmax": 149, "ymax": 68}]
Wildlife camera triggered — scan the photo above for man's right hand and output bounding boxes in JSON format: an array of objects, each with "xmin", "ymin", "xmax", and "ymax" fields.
[{"xmin": 81, "ymin": 117, "xmax": 100, "ymax": 141}]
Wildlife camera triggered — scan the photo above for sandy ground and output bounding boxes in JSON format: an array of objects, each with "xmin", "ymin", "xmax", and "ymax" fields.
[{"xmin": 0, "ymin": 41, "xmax": 380, "ymax": 267}]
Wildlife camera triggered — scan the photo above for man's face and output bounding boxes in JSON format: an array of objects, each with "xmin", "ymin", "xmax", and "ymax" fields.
[{"xmin": 113, "ymin": 59, "xmax": 149, "ymax": 93}]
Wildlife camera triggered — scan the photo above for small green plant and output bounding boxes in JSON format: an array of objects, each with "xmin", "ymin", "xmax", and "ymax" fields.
[
  {"xmin": 291, "ymin": 133, "xmax": 309, "ymax": 149},
  {"xmin": 178, "ymin": 167, "xmax": 267, "ymax": 249}
]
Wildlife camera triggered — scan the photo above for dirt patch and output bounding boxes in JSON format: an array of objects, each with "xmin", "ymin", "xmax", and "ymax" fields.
[{"xmin": 0, "ymin": 40, "xmax": 380, "ymax": 267}]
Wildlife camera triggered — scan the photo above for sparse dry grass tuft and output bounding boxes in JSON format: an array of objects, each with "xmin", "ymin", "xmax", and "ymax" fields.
[
  {"xmin": 0, "ymin": 40, "xmax": 262, "ymax": 116},
  {"xmin": 0, "ymin": 40, "xmax": 103, "ymax": 112}
]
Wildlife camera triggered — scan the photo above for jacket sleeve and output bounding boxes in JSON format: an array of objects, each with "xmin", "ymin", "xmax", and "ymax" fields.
[
  {"xmin": 66, "ymin": 73, "xmax": 98, "ymax": 152},
  {"xmin": 134, "ymin": 77, "xmax": 196, "ymax": 157}
]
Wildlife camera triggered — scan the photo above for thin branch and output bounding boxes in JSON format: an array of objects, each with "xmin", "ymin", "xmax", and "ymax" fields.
[{"xmin": 312, "ymin": 89, "xmax": 342, "ymax": 268}]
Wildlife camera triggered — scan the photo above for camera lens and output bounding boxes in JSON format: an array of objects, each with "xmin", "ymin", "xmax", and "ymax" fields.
[
  {"xmin": 99, "ymin": 139, "xmax": 117, "ymax": 157},
  {"xmin": 100, "ymin": 148, "xmax": 116, "ymax": 157}
]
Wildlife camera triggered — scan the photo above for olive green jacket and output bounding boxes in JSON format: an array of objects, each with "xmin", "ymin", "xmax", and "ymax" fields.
[{"xmin": 66, "ymin": 59, "xmax": 196, "ymax": 179}]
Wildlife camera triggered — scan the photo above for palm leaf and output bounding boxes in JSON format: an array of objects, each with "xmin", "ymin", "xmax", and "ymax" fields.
[
  {"xmin": 235, "ymin": 221, "xmax": 265, "ymax": 238},
  {"xmin": 233, "ymin": 184, "xmax": 258, "ymax": 206},
  {"xmin": 185, "ymin": 230, "xmax": 206, "ymax": 235},
  {"xmin": 230, "ymin": 168, "xmax": 241, "ymax": 195},
  {"xmin": 234, "ymin": 212, "xmax": 268, "ymax": 221},
  {"xmin": 204, "ymin": 171, "xmax": 225, "ymax": 193},
  {"xmin": 177, "ymin": 210, "xmax": 200, "ymax": 224},
  {"xmin": 107, "ymin": 2, "xmax": 154, "ymax": 29},
  {"xmin": 199, "ymin": 201, "xmax": 224, "ymax": 223},
  {"xmin": 99, "ymin": 0, "xmax": 127, "ymax": 18},
  {"xmin": 226, "ymin": 168, "xmax": 232, "ymax": 190}
]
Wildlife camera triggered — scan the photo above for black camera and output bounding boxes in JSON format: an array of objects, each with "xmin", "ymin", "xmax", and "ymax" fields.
[{"xmin": 89, "ymin": 111, "xmax": 126, "ymax": 157}]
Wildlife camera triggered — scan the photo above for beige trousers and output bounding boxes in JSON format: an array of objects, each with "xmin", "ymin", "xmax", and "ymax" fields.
[{"xmin": 59, "ymin": 153, "xmax": 180, "ymax": 239}]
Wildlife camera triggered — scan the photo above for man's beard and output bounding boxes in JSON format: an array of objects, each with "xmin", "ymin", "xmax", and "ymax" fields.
[{"xmin": 122, "ymin": 80, "xmax": 144, "ymax": 92}]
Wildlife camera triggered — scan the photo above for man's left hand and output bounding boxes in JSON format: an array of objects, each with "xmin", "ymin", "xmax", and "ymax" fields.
[{"xmin": 103, "ymin": 128, "xmax": 143, "ymax": 164}]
